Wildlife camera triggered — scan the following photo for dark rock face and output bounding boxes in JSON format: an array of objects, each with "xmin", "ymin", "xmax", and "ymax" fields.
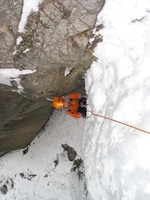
[
  {"xmin": 0, "ymin": 0, "xmax": 105, "ymax": 154},
  {"xmin": 0, "ymin": 91, "xmax": 52, "ymax": 156}
]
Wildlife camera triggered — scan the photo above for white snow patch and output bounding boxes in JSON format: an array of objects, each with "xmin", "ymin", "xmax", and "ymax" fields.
[
  {"xmin": 145, "ymin": 183, "xmax": 150, "ymax": 193},
  {"xmin": 16, "ymin": 36, "xmax": 23, "ymax": 45},
  {"xmin": 18, "ymin": 0, "xmax": 43, "ymax": 33},
  {"xmin": 23, "ymin": 48, "xmax": 30, "ymax": 53},
  {"xmin": 64, "ymin": 67, "xmax": 73, "ymax": 77},
  {"xmin": 0, "ymin": 68, "xmax": 36, "ymax": 92}
]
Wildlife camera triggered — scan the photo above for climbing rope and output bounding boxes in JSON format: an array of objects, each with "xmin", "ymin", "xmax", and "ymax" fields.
[{"xmin": 87, "ymin": 110, "xmax": 150, "ymax": 135}]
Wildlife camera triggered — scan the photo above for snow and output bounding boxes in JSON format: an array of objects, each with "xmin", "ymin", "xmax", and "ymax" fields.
[
  {"xmin": 83, "ymin": 0, "xmax": 150, "ymax": 199},
  {"xmin": 0, "ymin": 111, "xmax": 86, "ymax": 200},
  {"xmin": 23, "ymin": 48, "xmax": 30, "ymax": 53},
  {"xmin": 0, "ymin": 68, "xmax": 36, "ymax": 92},
  {"xmin": 15, "ymin": 0, "xmax": 43, "ymax": 53},
  {"xmin": 1, "ymin": 0, "xmax": 150, "ymax": 199},
  {"xmin": 18, "ymin": 0, "xmax": 43, "ymax": 33},
  {"xmin": 16, "ymin": 36, "xmax": 23, "ymax": 45},
  {"xmin": 64, "ymin": 67, "xmax": 73, "ymax": 77}
]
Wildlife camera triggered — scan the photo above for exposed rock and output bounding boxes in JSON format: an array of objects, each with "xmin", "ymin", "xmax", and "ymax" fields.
[
  {"xmin": 54, "ymin": 154, "xmax": 59, "ymax": 167},
  {"xmin": 0, "ymin": 178, "xmax": 14, "ymax": 194},
  {"xmin": 62, "ymin": 144, "xmax": 77, "ymax": 161},
  {"xmin": 0, "ymin": 0, "xmax": 105, "ymax": 154},
  {"xmin": 19, "ymin": 172, "xmax": 37, "ymax": 181},
  {"xmin": 72, "ymin": 158, "xmax": 84, "ymax": 180},
  {"xmin": 23, "ymin": 147, "xmax": 29, "ymax": 155},
  {"xmin": 0, "ymin": 90, "xmax": 52, "ymax": 155}
]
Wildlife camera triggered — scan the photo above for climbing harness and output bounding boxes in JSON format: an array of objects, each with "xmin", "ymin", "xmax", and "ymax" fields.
[{"xmin": 87, "ymin": 110, "xmax": 150, "ymax": 135}]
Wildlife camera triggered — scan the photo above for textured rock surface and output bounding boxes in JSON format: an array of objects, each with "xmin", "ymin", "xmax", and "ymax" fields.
[
  {"xmin": 0, "ymin": 91, "xmax": 52, "ymax": 156},
  {"xmin": 14, "ymin": 0, "xmax": 105, "ymax": 97},
  {"xmin": 0, "ymin": 0, "xmax": 105, "ymax": 154}
]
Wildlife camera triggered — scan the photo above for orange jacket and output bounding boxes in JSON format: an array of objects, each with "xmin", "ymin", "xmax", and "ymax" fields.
[{"xmin": 65, "ymin": 93, "xmax": 81, "ymax": 118}]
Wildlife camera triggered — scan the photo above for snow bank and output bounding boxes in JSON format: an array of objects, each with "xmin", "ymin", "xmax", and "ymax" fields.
[{"xmin": 84, "ymin": 0, "xmax": 150, "ymax": 199}]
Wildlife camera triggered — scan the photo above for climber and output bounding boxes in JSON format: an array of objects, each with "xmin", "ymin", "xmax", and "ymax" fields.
[{"xmin": 52, "ymin": 93, "xmax": 86, "ymax": 118}]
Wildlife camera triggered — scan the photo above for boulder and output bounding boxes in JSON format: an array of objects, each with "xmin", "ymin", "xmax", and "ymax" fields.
[{"xmin": 0, "ymin": 0, "xmax": 105, "ymax": 154}]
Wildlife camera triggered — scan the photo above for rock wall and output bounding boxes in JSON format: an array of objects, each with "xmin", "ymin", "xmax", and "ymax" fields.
[{"xmin": 0, "ymin": 0, "xmax": 105, "ymax": 154}]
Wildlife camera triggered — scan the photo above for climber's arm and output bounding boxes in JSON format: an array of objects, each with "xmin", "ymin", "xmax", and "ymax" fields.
[{"xmin": 66, "ymin": 111, "xmax": 81, "ymax": 118}]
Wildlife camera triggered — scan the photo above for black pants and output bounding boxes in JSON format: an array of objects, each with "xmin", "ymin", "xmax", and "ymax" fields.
[{"xmin": 78, "ymin": 97, "xmax": 87, "ymax": 118}]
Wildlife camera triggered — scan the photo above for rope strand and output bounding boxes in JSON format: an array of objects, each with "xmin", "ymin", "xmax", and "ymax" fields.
[{"xmin": 87, "ymin": 110, "xmax": 150, "ymax": 135}]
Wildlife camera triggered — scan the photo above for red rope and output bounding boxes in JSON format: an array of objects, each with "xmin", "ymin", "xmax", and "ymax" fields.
[{"xmin": 87, "ymin": 110, "xmax": 150, "ymax": 134}]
